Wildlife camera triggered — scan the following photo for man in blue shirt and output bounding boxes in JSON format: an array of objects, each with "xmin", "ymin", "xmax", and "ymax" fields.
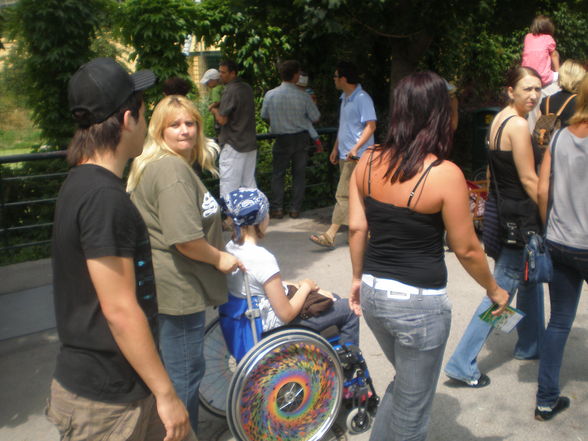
[
  {"xmin": 261, "ymin": 60, "xmax": 320, "ymax": 218},
  {"xmin": 310, "ymin": 61, "xmax": 376, "ymax": 248}
]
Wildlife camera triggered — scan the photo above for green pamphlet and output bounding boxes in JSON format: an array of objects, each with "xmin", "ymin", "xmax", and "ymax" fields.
[{"xmin": 479, "ymin": 305, "xmax": 525, "ymax": 333}]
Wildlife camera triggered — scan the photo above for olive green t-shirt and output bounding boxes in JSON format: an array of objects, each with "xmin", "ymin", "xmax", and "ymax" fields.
[{"xmin": 130, "ymin": 155, "xmax": 227, "ymax": 314}]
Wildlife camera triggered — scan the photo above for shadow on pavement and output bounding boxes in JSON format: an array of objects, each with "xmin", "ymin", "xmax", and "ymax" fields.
[{"xmin": 0, "ymin": 330, "xmax": 58, "ymax": 428}]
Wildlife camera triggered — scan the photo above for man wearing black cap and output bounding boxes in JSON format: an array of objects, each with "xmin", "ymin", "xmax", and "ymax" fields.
[{"xmin": 47, "ymin": 58, "xmax": 196, "ymax": 441}]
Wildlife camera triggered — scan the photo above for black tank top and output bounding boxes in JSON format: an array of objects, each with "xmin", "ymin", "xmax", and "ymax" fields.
[
  {"xmin": 363, "ymin": 153, "xmax": 447, "ymax": 288},
  {"xmin": 489, "ymin": 115, "xmax": 541, "ymax": 201},
  {"xmin": 488, "ymin": 115, "xmax": 542, "ymax": 240}
]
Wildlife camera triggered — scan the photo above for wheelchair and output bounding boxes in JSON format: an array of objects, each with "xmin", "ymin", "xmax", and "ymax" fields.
[{"xmin": 199, "ymin": 301, "xmax": 379, "ymax": 440}]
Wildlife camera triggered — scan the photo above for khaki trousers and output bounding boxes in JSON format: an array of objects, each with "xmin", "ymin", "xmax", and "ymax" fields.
[
  {"xmin": 46, "ymin": 379, "xmax": 198, "ymax": 441},
  {"xmin": 331, "ymin": 160, "xmax": 357, "ymax": 226}
]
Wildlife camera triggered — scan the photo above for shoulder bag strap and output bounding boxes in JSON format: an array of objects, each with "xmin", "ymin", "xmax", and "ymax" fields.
[
  {"xmin": 555, "ymin": 94, "xmax": 577, "ymax": 117},
  {"xmin": 545, "ymin": 129, "xmax": 563, "ymax": 235},
  {"xmin": 487, "ymin": 115, "xmax": 516, "ymax": 209},
  {"xmin": 493, "ymin": 115, "xmax": 516, "ymax": 152},
  {"xmin": 545, "ymin": 95, "xmax": 551, "ymax": 114}
]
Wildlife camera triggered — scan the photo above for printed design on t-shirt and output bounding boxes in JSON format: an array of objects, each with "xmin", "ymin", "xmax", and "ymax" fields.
[
  {"xmin": 202, "ymin": 192, "xmax": 219, "ymax": 218},
  {"xmin": 135, "ymin": 238, "xmax": 157, "ymax": 317}
]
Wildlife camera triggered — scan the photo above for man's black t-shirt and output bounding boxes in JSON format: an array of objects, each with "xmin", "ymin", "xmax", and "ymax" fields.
[{"xmin": 51, "ymin": 164, "xmax": 158, "ymax": 403}]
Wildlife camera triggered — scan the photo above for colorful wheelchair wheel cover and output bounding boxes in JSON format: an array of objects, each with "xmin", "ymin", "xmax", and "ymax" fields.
[{"xmin": 227, "ymin": 328, "xmax": 343, "ymax": 441}]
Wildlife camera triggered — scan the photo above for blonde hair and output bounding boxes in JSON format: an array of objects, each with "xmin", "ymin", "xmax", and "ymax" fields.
[
  {"xmin": 558, "ymin": 59, "xmax": 587, "ymax": 93},
  {"xmin": 569, "ymin": 74, "xmax": 588, "ymax": 125},
  {"xmin": 127, "ymin": 95, "xmax": 219, "ymax": 192}
]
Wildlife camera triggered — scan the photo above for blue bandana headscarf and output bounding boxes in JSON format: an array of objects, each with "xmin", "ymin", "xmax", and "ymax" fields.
[{"xmin": 220, "ymin": 187, "xmax": 269, "ymax": 241}]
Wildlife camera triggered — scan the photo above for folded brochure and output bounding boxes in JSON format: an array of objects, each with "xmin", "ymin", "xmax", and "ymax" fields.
[{"xmin": 479, "ymin": 305, "xmax": 525, "ymax": 333}]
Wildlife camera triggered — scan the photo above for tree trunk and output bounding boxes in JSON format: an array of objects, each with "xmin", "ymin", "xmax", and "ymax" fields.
[{"xmin": 388, "ymin": 31, "xmax": 433, "ymax": 108}]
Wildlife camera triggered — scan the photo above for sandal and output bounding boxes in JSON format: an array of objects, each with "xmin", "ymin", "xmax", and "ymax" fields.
[{"xmin": 309, "ymin": 232, "xmax": 335, "ymax": 249}]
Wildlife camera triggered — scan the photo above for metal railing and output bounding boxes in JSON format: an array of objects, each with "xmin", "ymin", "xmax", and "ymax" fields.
[{"xmin": 0, "ymin": 128, "xmax": 338, "ymax": 264}]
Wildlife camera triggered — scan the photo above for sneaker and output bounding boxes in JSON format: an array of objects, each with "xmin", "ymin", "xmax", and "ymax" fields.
[
  {"xmin": 448, "ymin": 373, "xmax": 491, "ymax": 388},
  {"xmin": 535, "ymin": 396, "xmax": 570, "ymax": 421}
]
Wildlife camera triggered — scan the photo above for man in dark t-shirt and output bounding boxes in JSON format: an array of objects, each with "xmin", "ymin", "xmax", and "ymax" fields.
[
  {"xmin": 47, "ymin": 58, "xmax": 196, "ymax": 441},
  {"xmin": 209, "ymin": 59, "xmax": 257, "ymax": 196}
]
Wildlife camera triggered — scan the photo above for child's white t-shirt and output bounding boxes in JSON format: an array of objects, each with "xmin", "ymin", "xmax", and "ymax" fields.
[{"xmin": 225, "ymin": 240, "xmax": 287, "ymax": 331}]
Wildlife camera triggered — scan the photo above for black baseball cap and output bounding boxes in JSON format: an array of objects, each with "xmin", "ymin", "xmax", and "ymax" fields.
[{"xmin": 68, "ymin": 57, "xmax": 156, "ymax": 126}]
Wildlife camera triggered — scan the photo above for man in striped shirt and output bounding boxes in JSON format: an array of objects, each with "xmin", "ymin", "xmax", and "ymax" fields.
[{"xmin": 261, "ymin": 60, "xmax": 320, "ymax": 219}]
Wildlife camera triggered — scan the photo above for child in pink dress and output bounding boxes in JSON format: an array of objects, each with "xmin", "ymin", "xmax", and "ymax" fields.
[{"xmin": 522, "ymin": 15, "xmax": 560, "ymax": 88}]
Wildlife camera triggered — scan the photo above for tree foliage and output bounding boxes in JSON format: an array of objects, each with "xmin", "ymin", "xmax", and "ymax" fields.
[
  {"xmin": 552, "ymin": 2, "xmax": 588, "ymax": 62},
  {"xmin": 192, "ymin": 0, "xmax": 588, "ymax": 115},
  {"xmin": 115, "ymin": 0, "xmax": 200, "ymax": 107},
  {"xmin": 4, "ymin": 0, "xmax": 586, "ymax": 146},
  {"xmin": 193, "ymin": 0, "xmax": 295, "ymax": 92},
  {"xmin": 5, "ymin": 0, "xmax": 110, "ymax": 148}
]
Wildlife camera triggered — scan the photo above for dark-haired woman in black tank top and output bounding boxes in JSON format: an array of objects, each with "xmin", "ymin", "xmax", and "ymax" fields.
[
  {"xmin": 348, "ymin": 71, "xmax": 508, "ymax": 441},
  {"xmin": 445, "ymin": 66, "xmax": 546, "ymax": 389}
]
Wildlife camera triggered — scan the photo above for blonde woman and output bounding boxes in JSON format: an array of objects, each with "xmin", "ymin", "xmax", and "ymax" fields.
[
  {"xmin": 539, "ymin": 59, "xmax": 586, "ymax": 126},
  {"xmin": 127, "ymin": 95, "xmax": 242, "ymax": 433}
]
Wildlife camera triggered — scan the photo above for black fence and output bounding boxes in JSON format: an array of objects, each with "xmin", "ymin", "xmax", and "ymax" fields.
[{"xmin": 0, "ymin": 128, "xmax": 338, "ymax": 265}]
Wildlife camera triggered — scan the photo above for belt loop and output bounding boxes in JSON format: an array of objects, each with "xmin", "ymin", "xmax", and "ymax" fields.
[{"xmin": 417, "ymin": 288, "xmax": 424, "ymax": 301}]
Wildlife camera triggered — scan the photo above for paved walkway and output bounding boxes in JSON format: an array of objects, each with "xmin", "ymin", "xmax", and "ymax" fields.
[{"xmin": 1, "ymin": 207, "xmax": 587, "ymax": 441}]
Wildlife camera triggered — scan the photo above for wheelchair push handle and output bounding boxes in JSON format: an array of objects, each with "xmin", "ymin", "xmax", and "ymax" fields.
[{"xmin": 242, "ymin": 271, "xmax": 261, "ymax": 345}]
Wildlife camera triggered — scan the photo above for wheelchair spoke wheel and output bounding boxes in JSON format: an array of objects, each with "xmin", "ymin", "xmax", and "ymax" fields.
[
  {"xmin": 198, "ymin": 318, "xmax": 235, "ymax": 417},
  {"xmin": 276, "ymin": 381, "xmax": 305, "ymax": 412},
  {"xmin": 227, "ymin": 328, "xmax": 343, "ymax": 441}
]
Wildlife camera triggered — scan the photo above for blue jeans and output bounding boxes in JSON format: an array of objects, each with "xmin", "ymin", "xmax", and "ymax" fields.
[
  {"xmin": 445, "ymin": 247, "xmax": 545, "ymax": 383},
  {"xmin": 158, "ymin": 312, "xmax": 205, "ymax": 433},
  {"xmin": 537, "ymin": 241, "xmax": 588, "ymax": 407},
  {"xmin": 360, "ymin": 279, "xmax": 452, "ymax": 441},
  {"xmin": 290, "ymin": 294, "xmax": 359, "ymax": 346}
]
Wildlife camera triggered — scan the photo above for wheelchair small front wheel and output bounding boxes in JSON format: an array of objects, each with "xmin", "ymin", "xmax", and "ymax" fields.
[{"xmin": 345, "ymin": 407, "xmax": 372, "ymax": 434}]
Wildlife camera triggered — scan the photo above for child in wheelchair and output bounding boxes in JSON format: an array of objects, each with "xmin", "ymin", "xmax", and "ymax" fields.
[
  {"xmin": 220, "ymin": 187, "xmax": 359, "ymax": 347},
  {"xmin": 218, "ymin": 187, "xmax": 378, "ymax": 434}
]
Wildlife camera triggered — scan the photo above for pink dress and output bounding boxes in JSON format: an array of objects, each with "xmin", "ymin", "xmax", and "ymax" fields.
[{"xmin": 522, "ymin": 33, "xmax": 556, "ymax": 86}]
